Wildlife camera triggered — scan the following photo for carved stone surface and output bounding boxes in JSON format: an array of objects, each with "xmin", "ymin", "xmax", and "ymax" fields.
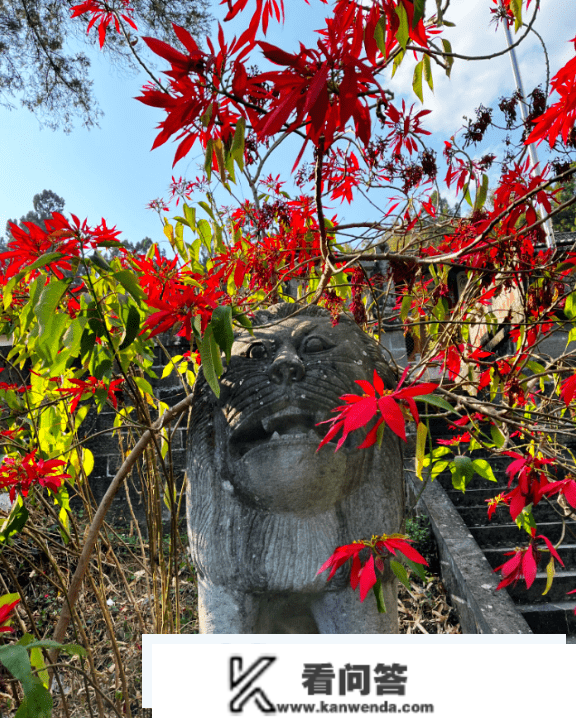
[{"xmin": 186, "ymin": 304, "xmax": 404, "ymax": 633}]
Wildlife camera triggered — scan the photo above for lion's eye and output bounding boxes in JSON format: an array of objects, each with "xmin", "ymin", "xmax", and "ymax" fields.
[
  {"xmin": 247, "ymin": 342, "xmax": 268, "ymax": 360},
  {"xmin": 303, "ymin": 336, "xmax": 331, "ymax": 353}
]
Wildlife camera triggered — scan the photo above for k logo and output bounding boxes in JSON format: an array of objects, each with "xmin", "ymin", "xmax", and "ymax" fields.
[{"xmin": 229, "ymin": 656, "xmax": 277, "ymax": 714}]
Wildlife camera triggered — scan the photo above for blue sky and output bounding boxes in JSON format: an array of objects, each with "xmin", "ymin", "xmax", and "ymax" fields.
[{"xmin": 0, "ymin": 0, "xmax": 573, "ymax": 251}]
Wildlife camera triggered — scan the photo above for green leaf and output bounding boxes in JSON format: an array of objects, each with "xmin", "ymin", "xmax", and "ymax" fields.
[
  {"xmin": 412, "ymin": 0, "xmax": 426, "ymax": 27},
  {"xmin": 412, "ymin": 60, "xmax": 424, "ymax": 102},
  {"xmin": 400, "ymin": 294, "xmax": 413, "ymax": 322},
  {"xmin": 441, "ymin": 39, "xmax": 454, "ymax": 77},
  {"xmin": 213, "ymin": 138, "xmax": 227, "ymax": 184},
  {"xmin": 490, "ymin": 423, "xmax": 506, "ymax": 449},
  {"xmin": 18, "ymin": 636, "xmax": 49, "ymax": 689},
  {"xmin": 89, "ymin": 251, "xmax": 112, "ymax": 273},
  {"xmin": 233, "ymin": 310, "xmax": 254, "ymax": 335},
  {"xmin": 565, "ymin": 292, "xmax": 576, "ymax": 320},
  {"xmin": 390, "ymin": 559, "xmax": 411, "ymax": 590},
  {"xmin": 184, "ymin": 203, "xmax": 196, "ymax": 230},
  {"xmin": 472, "ymin": 458, "xmax": 496, "ymax": 482},
  {"xmin": 374, "ymin": 16, "xmax": 387, "ymax": 56},
  {"xmin": 415, "ymin": 421, "xmax": 427, "ymax": 480},
  {"xmin": 395, "ymin": 2, "xmax": 410, "ymax": 50},
  {"xmin": 18, "ymin": 252, "xmax": 63, "ymax": 277},
  {"xmin": 93, "ymin": 358, "xmax": 112, "ymax": 380},
  {"xmin": 113, "ymin": 270, "xmax": 145, "ymax": 304},
  {"xmin": 430, "ymin": 460, "xmax": 449, "ymax": 479},
  {"xmin": 211, "ymin": 306, "xmax": 234, "ymax": 363},
  {"xmin": 213, "ymin": 222, "xmax": 225, "ymax": 253},
  {"xmin": 451, "ymin": 455, "xmax": 475, "ymax": 491},
  {"xmin": 80, "ymin": 329, "xmax": 96, "ymax": 360},
  {"xmin": 0, "ymin": 503, "xmax": 29, "ymax": 543},
  {"xmin": 204, "ymin": 139, "xmax": 213, "ymax": 180},
  {"xmin": 82, "ymin": 448, "xmax": 94, "ymax": 477},
  {"xmin": 23, "ymin": 640, "xmax": 86, "ymax": 658},
  {"xmin": 119, "ymin": 305, "xmax": 140, "ymax": 351},
  {"xmin": 231, "ymin": 116, "xmax": 246, "ymax": 172},
  {"xmin": 197, "ymin": 219, "xmax": 212, "ymax": 251},
  {"xmin": 173, "ymin": 222, "xmax": 187, "ymax": 259},
  {"xmin": 372, "ymin": 577, "xmax": 387, "ymax": 613},
  {"xmin": 0, "ymin": 644, "xmax": 37, "ymax": 697},
  {"xmin": 199, "ymin": 327, "xmax": 222, "ymax": 398},
  {"xmin": 34, "ymin": 280, "xmax": 68, "ymax": 341},
  {"xmin": 404, "ymin": 557, "xmax": 427, "ymax": 582},
  {"xmin": 542, "ymin": 556, "xmax": 555, "ymax": 596},
  {"xmin": 510, "ymin": 0, "xmax": 522, "ymax": 32},
  {"xmin": 474, "ymin": 174, "xmax": 489, "ymax": 211},
  {"xmin": 515, "ymin": 505, "xmax": 537, "ymax": 536},
  {"xmin": 422, "ymin": 53, "xmax": 434, "ymax": 92},
  {"xmin": 415, "ymin": 394, "xmax": 454, "ymax": 412},
  {"xmin": 133, "ymin": 376, "xmax": 153, "ymax": 396},
  {"xmin": 97, "ymin": 239, "xmax": 123, "ymax": 248},
  {"xmin": 198, "ymin": 201, "xmax": 217, "ymax": 222},
  {"xmin": 62, "ymin": 317, "xmax": 88, "ymax": 357}
]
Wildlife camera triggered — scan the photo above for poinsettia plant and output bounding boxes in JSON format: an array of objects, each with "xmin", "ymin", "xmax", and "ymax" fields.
[{"xmin": 0, "ymin": 0, "xmax": 575, "ymax": 657}]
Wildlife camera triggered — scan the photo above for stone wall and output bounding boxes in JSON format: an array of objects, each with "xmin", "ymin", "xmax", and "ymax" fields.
[{"xmin": 80, "ymin": 334, "xmax": 191, "ymax": 530}]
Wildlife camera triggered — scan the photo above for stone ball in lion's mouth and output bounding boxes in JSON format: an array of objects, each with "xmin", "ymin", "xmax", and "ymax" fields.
[{"xmin": 232, "ymin": 429, "xmax": 365, "ymax": 515}]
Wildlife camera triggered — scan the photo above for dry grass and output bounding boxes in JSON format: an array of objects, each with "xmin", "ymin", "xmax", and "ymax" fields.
[{"xmin": 398, "ymin": 576, "xmax": 461, "ymax": 634}]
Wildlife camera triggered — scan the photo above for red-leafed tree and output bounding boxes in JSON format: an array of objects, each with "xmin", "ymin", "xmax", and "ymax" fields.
[{"xmin": 1, "ymin": 2, "xmax": 576, "ymax": 682}]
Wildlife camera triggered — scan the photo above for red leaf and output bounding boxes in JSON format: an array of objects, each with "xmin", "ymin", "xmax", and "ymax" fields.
[
  {"xmin": 354, "ymin": 379, "xmax": 375, "ymax": 396},
  {"xmin": 396, "ymin": 382, "xmax": 439, "ymax": 398},
  {"xmin": 384, "ymin": 538, "xmax": 428, "ymax": 565},
  {"xmin": 377, "ymin": 396, "xmax": 406, "ymax": 441},
  {"xmin": 258, "ymin": 41, "xmax": 301, "ymax": 68},
  {"xmin": 343, "ymin": 396, "xmax": 377, "ymax": 434},
  {"xmin": 142, "ymin": 36, "xmax": 190, "ymax": 66},
  {"xmin": 303, "ymin": 63, "xmax": 329, "ymax": 117},
  {"xmin": 537, "ymin": 534, "xmax": 564, "ymax": 566},
  {"xmin": 98, "ymin": 20, "xmax": 107, "ymax": 48},
  {"xmin": 522, "ymin": 546, "xmax": 537, "ymax": 589},
  {"xmin": 172, "ymin": 23, "xmax": 199, "ymax": 54},
  {"xmin": 358, "ymin": 553, "xmax": 377, "ymax": 602},
  {"xmin": 350, "ymin": 552, "xmax": 362, "ymax": 590},
  {"xmin": 234, "ymin": 260, "xmax": 246, "ymax": 288},
  {"xmin": 357, "ymin": 418, "xmax": 383, "ymax": 450},
  {"xmin": 317, "ymin": 420, "xmax": 344, "ymax": 451},
  {"xmin": 257, "ymin": 86, "xmax": 302, "ymax": 137},
  {"xmin": 373, "ymin": 370, "xmax": 385, "ymax": 396},
  {"xmin": 173, "ymin": 133, "xmax": 196, "ymax": 167}
]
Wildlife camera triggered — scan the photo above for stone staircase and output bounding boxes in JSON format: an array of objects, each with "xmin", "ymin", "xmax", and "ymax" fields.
[{"xmin": 433, "ymin": 453, "xmax": 576, "ymax": 636}]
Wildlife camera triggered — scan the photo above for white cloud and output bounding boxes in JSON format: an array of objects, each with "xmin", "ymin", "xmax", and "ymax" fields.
[{"xmin": 387, "ymin": 0, "xmax": 575, "ymax": 137}]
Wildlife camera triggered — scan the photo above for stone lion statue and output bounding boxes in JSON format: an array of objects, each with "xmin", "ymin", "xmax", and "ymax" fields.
[{"xmin": 186, "ymin": 304, "xmax": 404, "ymax": 633}]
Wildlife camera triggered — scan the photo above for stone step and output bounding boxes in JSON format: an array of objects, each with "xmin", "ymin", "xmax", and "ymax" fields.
[
  {"xmin": 445, "ymin": 487, "xmax": 513, "ymax": 507},
  {"xmin": 483, "ymin": 544, "xmax": 576, "ymax": 570},
  {"xmin": 457, "ymin": 502, "xmax": 562, "ymax": 527},
  {"xmin": 470, "ymin": 521, "xmax": 576, "ymax": 549},
  {"xmin": 520, "ymin": 600, "xmax": 576, "ymax": 634},
  {"xmin": 505, "ymin": 569, "xmax": 576, "ymax": 604},
  {"xmin": 435, "ymin": 472, "xmax": 509, "ymax": 494}
]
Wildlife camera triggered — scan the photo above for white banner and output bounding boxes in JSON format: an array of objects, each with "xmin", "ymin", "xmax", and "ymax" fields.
[{"xmin": 144, "ymin": 636, "xmax": 570, "ymax": 717}]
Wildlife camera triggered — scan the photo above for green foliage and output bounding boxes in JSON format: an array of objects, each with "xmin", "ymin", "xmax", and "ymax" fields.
[{"xmin": 0, "ymin": 636, "xmax": 86, "ymax": 718}]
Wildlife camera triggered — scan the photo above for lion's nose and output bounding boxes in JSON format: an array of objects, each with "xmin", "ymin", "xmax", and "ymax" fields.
[{"xmin": 268, "ymin": 349, "xmax": 305, "ymax": 385}]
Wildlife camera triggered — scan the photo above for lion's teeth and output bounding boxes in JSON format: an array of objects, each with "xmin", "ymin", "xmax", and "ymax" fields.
[{"xmin": 268, "ymin": 431, "xmax": 317, "ymax": 441}]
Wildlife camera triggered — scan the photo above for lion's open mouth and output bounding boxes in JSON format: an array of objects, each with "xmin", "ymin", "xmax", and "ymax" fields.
[{"xmin": 229, "ymin": 407, "xmax": 330, "ymax": 458}]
